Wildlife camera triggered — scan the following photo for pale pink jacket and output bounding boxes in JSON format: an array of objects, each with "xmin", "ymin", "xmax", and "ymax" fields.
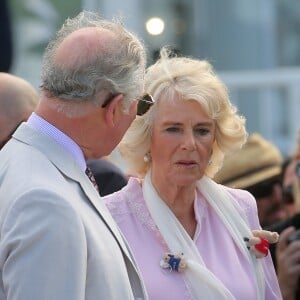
[{"xmin": 104, "ymin": 177, "xmax": 282, "ymax": 300}]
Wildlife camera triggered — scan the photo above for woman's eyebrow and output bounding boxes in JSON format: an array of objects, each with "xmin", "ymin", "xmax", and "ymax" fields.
[{"xmin": 161, "ymin": 121, "xmax": 214, "ymax": 126}]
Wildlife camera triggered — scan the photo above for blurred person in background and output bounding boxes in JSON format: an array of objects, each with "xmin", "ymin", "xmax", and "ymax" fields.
[
  {"xmin": 104, "ymin": 48, "xmax": 282, "ymax": 299},
  {"xmin": 0, "ymin": 11, "xmax": 148, "ymax": 300},
  {"xmin": 0, "ymin": 71, "xmax": 126, "ymax": 197},
  {"xmin": 275, "ymin": 184, "xmax": 300, "ymax": 300},
  {"xmin": 87, "ymin": 156, "xmax": 128, "ymax": 196},
  {"xmin": 266, "ymin": 133, "xmax": 300, "ymax": 237},
  {"xmin": 0, "ymin": 0, "xmax": 13, "ymax": 72},
  {"xmin": 266, "ymin": 133, "xmax": 300, "ymax": 300},
  {"xmin": 0, "ymin": 72, "xmax": 39, "ymax": 149},
  {"xmin": 214, "ymin": 133, "xmax": 287, "ymax": 228},
  {"xmin": 282, "ymin": 156, "xmax": 300, "ymax": 215},
  {"xmin": 279, "ymin": 157, "xmax": 297, "ymax": 218}
]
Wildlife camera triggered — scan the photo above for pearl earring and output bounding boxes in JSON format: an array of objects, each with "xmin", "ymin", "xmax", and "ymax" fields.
[
  {"xmin": 208, "ymin": 159, "xmax": 212, "ymax": 165},
  {"xmin": 144, "ymin": 153, "xmax": 151, "ymax": 163}
]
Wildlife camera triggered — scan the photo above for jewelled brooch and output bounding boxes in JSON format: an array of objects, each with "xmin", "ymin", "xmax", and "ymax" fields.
[{"xmin": 160, "ymin": 252, "xmax": 187, "ymax": 272}]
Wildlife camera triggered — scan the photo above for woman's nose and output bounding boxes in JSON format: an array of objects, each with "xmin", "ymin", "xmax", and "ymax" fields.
[{"xmin": 181, "ymin": 131, "xmax": 196, "ymax": 150}]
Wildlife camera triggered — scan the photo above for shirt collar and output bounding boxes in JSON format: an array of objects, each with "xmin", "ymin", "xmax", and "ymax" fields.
[{"xmin": 27, "ymin": 112, "xmax": 86, "ymax": 171}]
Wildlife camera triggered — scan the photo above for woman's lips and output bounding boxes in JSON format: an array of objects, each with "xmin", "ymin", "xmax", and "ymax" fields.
[{"xmin": 176, "ymin": 160, "xmax": 197, "ymax": 166}]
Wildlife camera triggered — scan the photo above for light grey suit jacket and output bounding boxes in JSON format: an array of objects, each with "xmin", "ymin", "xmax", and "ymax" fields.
[{"xmin": 0, "ymin": 123, "xmax": 148, "ymax": 300}]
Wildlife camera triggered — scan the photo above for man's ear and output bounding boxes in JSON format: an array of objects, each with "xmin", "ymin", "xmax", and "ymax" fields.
[{"xmin": 104, "ymin": 94, "xmax": 124, "ymax": 128}]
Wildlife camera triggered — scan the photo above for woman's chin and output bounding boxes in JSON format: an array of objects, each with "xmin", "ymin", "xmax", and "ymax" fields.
[{"xmin": 172, "ymin": 175, "xmax": 201, "ymax": 187}]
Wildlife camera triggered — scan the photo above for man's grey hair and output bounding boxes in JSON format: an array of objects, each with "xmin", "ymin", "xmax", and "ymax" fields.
[{"xmin": 41, "ymin": 11, "xmax": 146, "ymax": 116}]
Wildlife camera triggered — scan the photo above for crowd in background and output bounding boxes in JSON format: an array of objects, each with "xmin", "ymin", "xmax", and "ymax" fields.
[
  {"xmin": 0, "ymin": 3, "xmax": 300, "ymax": 300},
  {"xmin": 215, "ymin": 131, "xmax": 300, "ymax": 299}
]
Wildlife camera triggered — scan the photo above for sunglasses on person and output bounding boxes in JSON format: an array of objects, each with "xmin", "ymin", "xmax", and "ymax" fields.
[
  {"xmin": 136, "ymin": 94, "xmax": 155, "ymax": 116},
  {"xmin": 296, "ymin": 161, "xmax": 300, "ymax": 178},
  {"xmin": 245, "ymin": 177, "xmax": 281, "ymax": 199},
  {"xmin": 282, "ymin": 161, "xmax": 300, "ymax": 204},
  {"xmin": 282, "ymin": 185, "xmax": 294, "ymax": 204},
  {"xmin": 102, "ymin": 93, "xmax": 154, "ymax": 116}
]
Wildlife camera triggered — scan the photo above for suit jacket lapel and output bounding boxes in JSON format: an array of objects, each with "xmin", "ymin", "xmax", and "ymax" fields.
[
  {"xmin": 77, "ymin": 174, "xmax": 134, "ymax": 260},
  {"xmin": 13, "ymin": 124, "xmax": 134, "ymax": 262}
]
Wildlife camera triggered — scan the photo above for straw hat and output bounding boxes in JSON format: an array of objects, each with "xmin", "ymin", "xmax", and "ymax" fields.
[{"xmin": 214, "ymin": 133, "xmax": 283, "ymax": 189}]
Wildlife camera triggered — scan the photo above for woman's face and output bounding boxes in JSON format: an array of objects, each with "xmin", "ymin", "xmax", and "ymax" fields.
[{"xmin": 150, "ymin": 98, "xmax": 215, "ymax": 187}]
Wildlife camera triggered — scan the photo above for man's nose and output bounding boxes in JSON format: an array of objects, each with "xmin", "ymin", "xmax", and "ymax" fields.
[{"xmin": 271, "ymin": 183, "xmax": 283, "ymax": 203}]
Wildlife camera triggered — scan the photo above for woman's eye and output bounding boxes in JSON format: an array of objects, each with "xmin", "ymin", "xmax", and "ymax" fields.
[
  {"xmin": 166, "ymin": 127, "xmax": 180, "ymax": 133},
  {"xmin": 195, "ymin": 128, "xmax": 210, "ymax": 135}
]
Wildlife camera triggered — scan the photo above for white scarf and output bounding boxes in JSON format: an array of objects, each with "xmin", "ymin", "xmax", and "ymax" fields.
[{"xmin": 142, "ymin": 171, "xmax": 265, "ymax": 300}]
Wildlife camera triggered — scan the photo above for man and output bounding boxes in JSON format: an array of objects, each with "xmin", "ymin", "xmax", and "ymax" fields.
[
  {"xmin": 214, "ymin": 133, "xmax": 286, "ymax": 227},
  {"xmin": 0, "ymin": 72, "xmax": 39, "ymax": 149},
  {"xmin": 0, "ymin": 11, "xmax": 147, "ymax": 300},
  {"xmin": 266, "ymin": 136, "xmax": 300, "ymax": 300}
]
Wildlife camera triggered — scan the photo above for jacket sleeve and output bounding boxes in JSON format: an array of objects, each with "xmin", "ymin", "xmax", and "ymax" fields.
[{"xmin": 0, "ymin": 189, "xmax": 87, "ymax": 300}]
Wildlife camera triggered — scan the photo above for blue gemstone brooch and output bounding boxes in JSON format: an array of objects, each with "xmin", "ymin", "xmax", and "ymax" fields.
[{"xmin": 160, "ymin": 252, "xmax": 187, "ymax": 272}]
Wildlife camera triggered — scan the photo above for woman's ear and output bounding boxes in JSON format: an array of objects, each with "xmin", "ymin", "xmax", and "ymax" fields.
[{"xmin": 104, "ymin": 94, "xmax": 124, "ymax": 128}]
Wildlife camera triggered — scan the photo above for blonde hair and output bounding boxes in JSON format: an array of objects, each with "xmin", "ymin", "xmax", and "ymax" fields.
[{"xmin": 119, "ymin": 47, "xmax": 247, "ymax": 178}]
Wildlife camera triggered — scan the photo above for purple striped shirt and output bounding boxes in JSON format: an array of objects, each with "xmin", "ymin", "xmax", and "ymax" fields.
[{"xmin": 27, "ymin": 112, "xmax": 86, "ymax": 171}]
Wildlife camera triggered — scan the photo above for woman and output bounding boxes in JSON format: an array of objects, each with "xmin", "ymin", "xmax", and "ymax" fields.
[{"xmin": 104, "ymin": 48, "xmax": 282, "ymax": 299}]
